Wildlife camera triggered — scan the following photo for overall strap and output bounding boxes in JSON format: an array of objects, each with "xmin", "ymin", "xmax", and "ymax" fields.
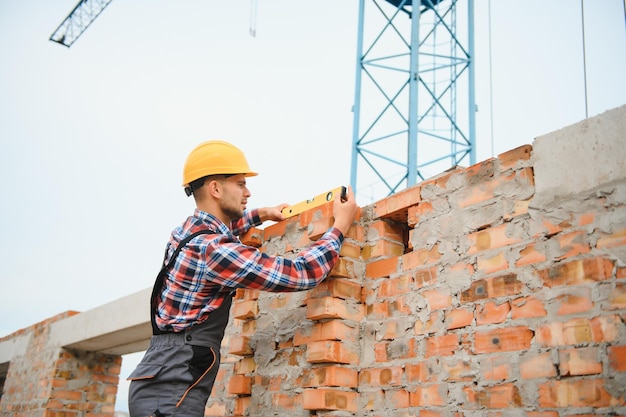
[{"xmin": 150, "ymin": 230, "xmax": 214, "ymax": 335}]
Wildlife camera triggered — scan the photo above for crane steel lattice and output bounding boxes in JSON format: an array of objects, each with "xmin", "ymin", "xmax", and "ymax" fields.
[
  {"xmin": 351, "ymin": 0, "xmax": 476, "ymax": 203},
  {"xmin": 49, "ymin": 0, "xmax": 114, "ymax": 47}
]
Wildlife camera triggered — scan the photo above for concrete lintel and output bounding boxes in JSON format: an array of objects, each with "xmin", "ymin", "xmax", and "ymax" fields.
[
  {"xmin": 48, "ymin": 287, "xmax": 152, "ymax": 355},
  {"xmin": 532, "ymin": 104, "xmax": 626, "ymax": 207},
  {"xmin": 0, "ymin": 333, "xmax": 31, "ymax": 363}
]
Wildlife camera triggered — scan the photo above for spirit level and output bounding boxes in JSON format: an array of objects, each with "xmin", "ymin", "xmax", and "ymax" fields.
[{"xmin": 281, "ymin": 186, "xmax": 347, "ymax": 218}]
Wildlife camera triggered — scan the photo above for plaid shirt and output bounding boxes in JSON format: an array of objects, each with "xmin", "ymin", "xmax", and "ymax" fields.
[{"xmin": 156, "ymin": 208, "xmax": 344, "ymax": 332}]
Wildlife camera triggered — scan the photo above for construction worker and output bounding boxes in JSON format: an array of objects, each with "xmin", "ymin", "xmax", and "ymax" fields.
[{"xmin": 127, "ymin": 140, "xmax": 358, "ymax": 417}]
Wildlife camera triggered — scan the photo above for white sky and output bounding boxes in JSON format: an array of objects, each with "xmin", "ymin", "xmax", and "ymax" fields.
[{"xmin": 1, "ymin": 0, "xmax": 624, "ymax": 412}]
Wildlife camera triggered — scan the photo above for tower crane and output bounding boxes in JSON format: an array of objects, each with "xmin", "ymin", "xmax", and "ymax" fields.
[{"xmin": 48, "ymin": 0, "xmax": 476, "ymax": 203}]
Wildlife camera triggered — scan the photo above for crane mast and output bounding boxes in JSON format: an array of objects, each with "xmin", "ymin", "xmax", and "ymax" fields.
[{"xmin": 50, "ymin": 0, "xmax": 114, "ymax": 47}]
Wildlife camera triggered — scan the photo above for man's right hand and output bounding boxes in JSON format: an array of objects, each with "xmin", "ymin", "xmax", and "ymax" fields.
[{"xmin": 332, "ymin": 186, "xmax": 359, "ymax": 236}]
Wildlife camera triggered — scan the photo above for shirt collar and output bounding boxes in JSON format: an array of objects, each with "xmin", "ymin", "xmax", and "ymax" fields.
[{"xmin": 193, "ymin": 208, "xmax": 231, "ymax": 235}]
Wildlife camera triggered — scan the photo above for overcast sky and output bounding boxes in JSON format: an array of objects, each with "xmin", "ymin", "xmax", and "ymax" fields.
[{"xmin": 1, "ymin": 0, "xmax": 624, "ymax": 411}]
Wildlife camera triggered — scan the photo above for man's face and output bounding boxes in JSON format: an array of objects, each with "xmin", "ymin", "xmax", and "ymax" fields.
[{"xmin": 219, "ymin": 174, "xmax": 251, "ymax": 221}]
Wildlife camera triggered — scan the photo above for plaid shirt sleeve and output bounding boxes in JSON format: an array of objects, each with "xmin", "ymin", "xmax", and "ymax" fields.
[
  {"xmin": 157, "ymin": 210, "xmax": 344, "ymax": 331},
  {"xmin": 205, "ymin": 227, "xmax": 343, "ymax": 292}
]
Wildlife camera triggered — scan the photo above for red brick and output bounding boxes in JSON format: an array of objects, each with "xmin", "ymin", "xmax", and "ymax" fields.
[
  {"xmin": 307, "ymin": 278, "xmax": 362, "ymax": 302},
  {"xmin": 480, "ymin": 356, "xmax": 512, "ymax": 381},
  {"xmin": 229, "ymin": 336, "xmax": 253, "ymax": 356},
  {"xmin": 515, "ymin": 243, "xmax": 547, "ymax": 267},
  {"xmin": 362, "ymin": 239, "xmax": 405, "ymax": 260},
  {"xmin": 402, "ymin": 246, "xmax": 441, "ymax": 270},
  {"xmin": 366, "ymin": 257, "xmax": 400, "ymax": 279},
  {"xmin": 473, "ymin": 327, "xmax": 533, "ymax": 354},
  {"xmin": 555, "ymin": 290, "xmax": 594, "ymax": 316},
  {"xmin": 558, "ymin": 347, "xmax": 602, "ymax": 376},
  {"xmin": 373, "ymin": 185, "xmax": 421, "ymax": 222},
  {"xmin": 553, "ymin": 230, "xmax": 591, "ymax": 260},
  {"xmin": 379, "ymin": 274, "xmax": 413, "ymax": 297},
  {"xmin": 306, "ymin": 297, "xmax": 365, "ymax": 322},
  {"xmin": 537, "ymin": 257, "xmax": 614, "ymax": 287},
  {"xmin": 467, "ymin": 224, "xmax": 524, "ymax": 254},
  {"xmin": 442, "ymin": 359, "xmax": 472, "ymax": 382},
  {"xmin": 608, "ymin": 345, "xmax": 626, "ymax": 372},
  {"xmin": 413, "ymin": 266, "xmax": 439, "ymax": 288},
  {"xmin": 425, "ymin": 333, "xmax": 459, "ymax": 357},
  {"xmin": 405, "ymin": 360, "xmax": 438, "ymax": 383},
  {"xmin": 535, "ymin": 315, "xmax": 621, "ymax": 346},
  {"xmin": 497, "ymin": 144, "xmax": 532, "ymax": 171},
  {"xmin": 537, "ymin": 379, "xmax": 623, "ymax": 408},
  {"xmin": 414, "ymin": 311, "xmax": 445, "ymax": 335},
  {"xmin": 511, "ymin": 296, "xmax": 547, "ymax": 319},
  {"xmin": 368, "ymin": 220, "xmax": 405, "ymax": 242},
  {"xmin": 239, "ymin": 226, "xmax": 264, "ymax": 247},
  {"xmin": 477, "ymin": 301, "xmax": 510, "ymax": 325},
  {"xmin": 301, "ymin": 366, "xmax": 358, "ymax": 388},
  {"xmin": 359, "ymin": 366, "xmax": 403, "ymax": 387},
  {"xmin": 609, "ymin": 282, "xmax": 626, "ymax": 309},
  {"xmin": 232, "ymin": 299, "xmax": 258, "ymax": 320},
  {"xmin": 473, "ymin": 383, "xmax": 522, "ymax": 408},
  {"xmin": 422, "ymin": 287, "xmax": 452, "ymax": 310},
  {"xmin": 519, "ymin": 352, "xmax": 556, "ymax": 379},
  {"xmin": 409, "ymin": 383, "xmax": 447, "ymax": 407},
  {"xmin": 227, "ymin": 375, "xmax": 252, "ymax": 395},
  {"xmin": 461, "ymin": 273, "xmax": 523, "ymax": 302},
  {"xmin": 445, "ymin": 307, "xmax": 474, "ymax": 330},
  {"xmin": 306, "ymin": 341, "xmax": 359, "ymax": 364},
  {"xmin": 302, "ymin": 388, "xmax": 358, "ymax": 412},
  {"xmin": 597, "ymin": 228, "xmax": 626, "ymax": 249},
  {"xmin": 408, "ymin": 201, "xmax": 434, "ymax": 227},
  {"xmin": 476, "ymin": 252, "xmax": 509, "ymax": 274}
]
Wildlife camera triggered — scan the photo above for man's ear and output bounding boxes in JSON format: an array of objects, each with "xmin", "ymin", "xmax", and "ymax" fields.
[{"xmin": 206, "ymin": 179, "xmax": 222, "ymax": 198}]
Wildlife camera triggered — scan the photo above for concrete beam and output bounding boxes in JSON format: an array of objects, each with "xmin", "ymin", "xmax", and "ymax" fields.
[
  {"xmin": 47, "ymin": 288, "xmax": 152, "ymax": 356},
  {"xmin": 533, "ymin": 104, "xmax": 626, "ymax": 206}
]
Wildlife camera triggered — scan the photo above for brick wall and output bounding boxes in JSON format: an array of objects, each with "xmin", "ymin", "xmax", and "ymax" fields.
[
  {"xmin": 1, "ymin": 106, "xmax": 624, "ymax": 416},
  {"xmin": 0, "ymin": 312, "xmax": 121, "ymax": 416},
  {"xmin": 211, "ymin": 109, "xmax": 626, "ymax": 415}
]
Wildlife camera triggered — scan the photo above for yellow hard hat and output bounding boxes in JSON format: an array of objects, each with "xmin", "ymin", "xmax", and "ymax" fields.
[{"xmin": 182, "ymin": 140, "xmax": 258, "ymax": 190}]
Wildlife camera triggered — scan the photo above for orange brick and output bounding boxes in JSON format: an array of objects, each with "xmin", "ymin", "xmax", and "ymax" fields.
[
  {"xmin": 413, "ymin": 265, "xmax": 439, "ymax": 288},
  {"xmin": 511, "ymin": 296, "xmax": 547, "ymax": 319},
  {"xmin": 445, "ymin": 307, "xmax": 474, "ymax": 330},
  {"xmin": 385, "ymin": 388, "xmax": 410, "ymax": 409},
  {"xmin": 504, "ymin": 199, "xmax": 531, "ymax": 220},
  {"xmin": 379, "ymin": 274, "xmax": 413, "ymax": 297},
  {"xmin": 608, "ymin": 345, "xmax": 626, "ymax": 372},
  {"xmin": 553, "ymin": 230, "xmax": 591, "ymax": 260},
  {"xmin": 307, "ymin": 278, "xmax": 362, "ymax": 302},
  {"xmin": 555, "ymin": 290, "xmax": 594, "ymax": 316},
  {"xmin": 474, "ymin": 327, "xmax": 533, "ymax": 354},
  {"xmin": 271, "ymin": 392, "xmax": 301, "ymax": 410},
  {"xmin": 442, "ymin": 359, "xmax": 472, "ymax": 382},
  {"xmin": 467, "ymin": 224, "xmax": 524, "ymax": 254},
  {"xmin": 537, "ymin": 257, "xmax": 614, "ymax": 288},
  {"xmin": 301, "ymin": 366, "xmax": 358, "ymax": 388},
  {"xmin": 302, "ymin": 388, "xmax": 358, "ymax": 412},
  {"xmin": 227, "ymin": 375, "xmax": 252, "ymax": 395},
  {"xmin": 368, "ymin": 220, "xmax": 405, "ymax": 242},
  {"xmin": 359, "ymin": 366, "xmax": 403, "ymax": 387},
  {"xmin": 362, "ymin": 239, "xmax": 405, "ymax": 259},
  {"xmin": 515, "ymin": 242, "xmax": 547, "ymax": 267},
  {"xmin": 414, "ymin": 311, "xmax": 445, "ymax": 335},
  {"xmin": 535, "ymin": 315, "xmax": 621, "ymax": 346},
  {"xmin": 402, "ymin": 246, "xmax": 441, "ymax": 270},
  {"xmin": 263, "ymin": 216, "xmax": 300, "ymax": 241},
  {"xmin": 425, "ymin": 333, "xmax": 459, "ymax": 357},
  {"xmin": 306, "ymin": 340, "xmax": 359, "ymax": 364},
  {"xmin": 366, "ymin": 257, "xmax": 400, "ymax": 278},
  {"xmin": 461, "ymin": 273, "xmax": 523, "ymax": 302},
  {"xmin": 409, "ymin": 383, "xmax": 447, "ymax": 407},
  {"xmin": 228, "ymin": 335, "xmax": 253, "ymax": 356},
  {"xmin": 373, "ymin": 185, "xmax": 421, "ymax": 221},
  {"xmin": 597, "ymin": 228, "xmax": 626, "ymax": 249},
  {"xmin": 497, "ymin": 144, "xmax": 532, "ymax": 171},
  {"xmin": 308, "ymin": 217, "xmax": 334, "ymax": 240},
  {"xmin": 472, "ymin": 383, "xmax": 522, "ymax": 408},
  {"xmin": 422, "ymin": 287, "xmax": 452, "ymax": 310},
  {"xmin": 339, "ymin": 240, "xmax": 362, "ymax": 258},
  {"xmin": 239, "ymin": 226, "xmax": 264, "ymax": 247},
  {"xmin": 519, "ymin": 352, "xmax": 556, "ymax": 379},
  {"xmin": 537, "ymin": 379, "xmax": 622, "ymax": 408},
  {"xmin": 558, "ymin": 347, "xmax": 602, "ymax": 376},
  {"xmin": 408, "ymin": 201, "xmax": 434, "ymax": 227},
  {"xmin": 609, "ymin": 282, "xmax": 626, "ymax": 309},
  {"xmin": 476, "ymin": 301, "xmax": 510, "ymax": 325},
  {"xmin": 476, "ymin": 252, "xmax": 508, "ymax": 274},
  {"xmin": 480, "ymin": 356, "xmax": 513, "ymax": 381},
  {"xmin": 405, "ymin": 360, "xmax": 438, "ymax": 383},
  {"xmin": 232, "ymin": 299, "xmax": 258, "ymax": 320},
  {"xmin": 306, "ymin": 297, "xmax": 365, "ymax": 322}
]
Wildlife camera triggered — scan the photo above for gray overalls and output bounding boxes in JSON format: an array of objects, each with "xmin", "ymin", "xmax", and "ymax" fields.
[{"xmin": 128, "ymin": 230, "xmax": 232, "ymax": 417}]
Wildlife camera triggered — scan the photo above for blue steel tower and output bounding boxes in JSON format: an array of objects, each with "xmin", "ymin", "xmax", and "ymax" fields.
[{"xmin": 350, "ymin": 0, "xmax": 476, "ymax": 203}]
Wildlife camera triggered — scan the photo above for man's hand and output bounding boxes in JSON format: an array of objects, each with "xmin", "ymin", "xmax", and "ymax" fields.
[
  {"xmin": 332, "ymin": 186, "xmax": 359, "ymax": 236},
  {"xmin": 259, "ymin": 204, "xmax": 289, "ymax": 223}
]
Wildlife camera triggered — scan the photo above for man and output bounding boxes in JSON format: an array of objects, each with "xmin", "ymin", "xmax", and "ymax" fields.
[{"xmin": 128, "ymin": 140, "xmax": 358, "ymax": 416}]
